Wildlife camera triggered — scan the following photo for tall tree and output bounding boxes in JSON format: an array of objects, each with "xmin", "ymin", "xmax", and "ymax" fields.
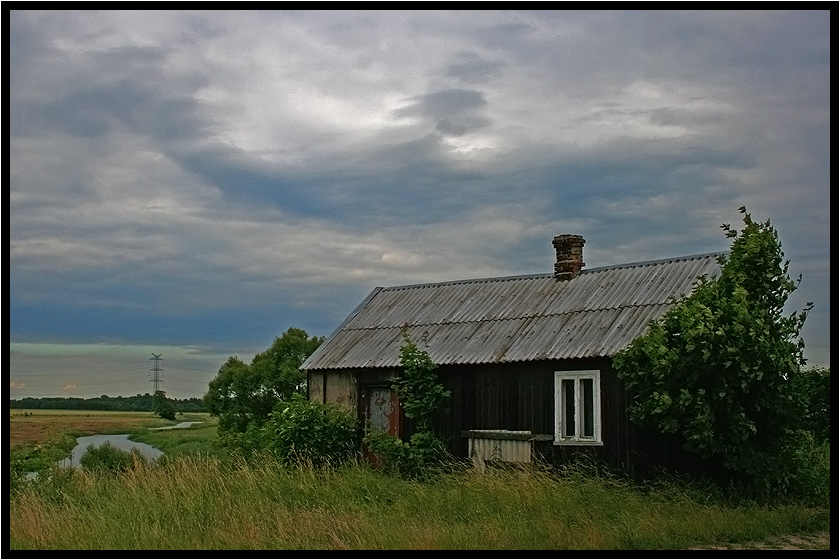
[
  {"xmin": 204, "ymin": 327, "xmax": 324, "ymax": 433},
  {"xmin": 614, "ymin": 207, "xmax": 812, "ymax": 496},
  {"xmin": 152, "ymin": 390, "xmax": 176, "ymax": 421}
]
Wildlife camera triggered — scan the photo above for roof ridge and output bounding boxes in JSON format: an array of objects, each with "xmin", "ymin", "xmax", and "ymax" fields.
[
  {"xmin": 586, "ymin": 251, "xmax": 727, "ymax": 273},
  {"xmin": 380, "ymin": 251, "xmax": 726, "ymax": 291}
]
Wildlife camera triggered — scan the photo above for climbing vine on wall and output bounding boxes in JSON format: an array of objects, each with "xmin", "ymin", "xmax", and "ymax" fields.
[{"xmin": 364, "ymin": 327, "xmax": 451, "ymax": 477}]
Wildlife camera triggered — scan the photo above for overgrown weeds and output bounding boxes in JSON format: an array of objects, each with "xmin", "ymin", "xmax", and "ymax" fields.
[{"xmin": 9, "ymin": 454, "xmax": 829, "ymax": 550}]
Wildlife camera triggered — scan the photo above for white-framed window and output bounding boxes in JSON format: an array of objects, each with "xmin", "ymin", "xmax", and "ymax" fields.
[{"xmin": 554, "ymin": 370, "xmax": 602, "ymax": 445}]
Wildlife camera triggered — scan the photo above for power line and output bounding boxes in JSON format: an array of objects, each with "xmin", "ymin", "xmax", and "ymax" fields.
[
  {"xmin": 9, "ymin": 375, "xmax": 148, "ymax": 388},
  {"xmin": 165, "ymin": 375, "xmax": 214, "ymax": 387},
  {"xmin": 166, "ymin": 365, "xmax": 219, "ymax": 373},
  {"xmin": 13, "ymin": 366, "xmax": 148, "ymax": 377}
]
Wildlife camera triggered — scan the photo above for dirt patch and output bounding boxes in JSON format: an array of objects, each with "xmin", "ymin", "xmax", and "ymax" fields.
[{"xmin": 690, "ymin": 531, "xmax": 830, "ymax": 550}]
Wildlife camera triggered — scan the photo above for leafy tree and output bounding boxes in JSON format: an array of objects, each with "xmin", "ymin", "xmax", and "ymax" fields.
[
  {"xmin": 10, "ymin": 394, "xmax": 207, "ymax": 413},
  {"xmin": 613, "ymin": 207, "xmax": 813, "ymax": 498},
  {"xmin": 204, "ymin": 356, "xmax": 261, "ymax": 432},
  {"xmin": 152, "ymin": 390, "xmax": 177, "ymax": 421},
  {"xmin": 204, "ymin": 327, "xmax": 324, "ymax": 433}
]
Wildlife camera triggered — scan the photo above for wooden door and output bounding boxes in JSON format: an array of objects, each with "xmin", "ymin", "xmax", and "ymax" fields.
[{"xmin": 360, "ymin": 385, "xmax": 401, "ymax": 465}]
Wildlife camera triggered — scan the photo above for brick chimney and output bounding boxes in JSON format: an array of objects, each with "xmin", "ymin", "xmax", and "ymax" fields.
[{"xmin": 553, "ymin": 234, "xmax": 585, "ymax": 280}]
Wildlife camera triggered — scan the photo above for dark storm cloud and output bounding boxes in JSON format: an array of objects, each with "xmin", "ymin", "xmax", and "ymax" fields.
[
  {"xmin": 393, "ymin": 88, "xmax": 491, "ymax": 137},
  {"xmin": 8, "ymin": 10, "xmax": 831, "ymax": 398},
  {"xmin": 444, "ymin": 52, "xmax": 506, "ymax": 85}
]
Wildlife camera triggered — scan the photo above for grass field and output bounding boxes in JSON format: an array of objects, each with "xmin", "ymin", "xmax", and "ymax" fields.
[
  {"xmin": 8, "ymin": 409, "xmax": 188, "ymax": 449},
  {"xmin": 9, "ymin": 410, "xmax": 219, "ymax": 478},
  {"xmin": 9, "ymin": 455, "xmax": 830, "ymax": 550},
  {"xmin": 8, "ymin": 409, "xmax": 831, "ymax": 550}
]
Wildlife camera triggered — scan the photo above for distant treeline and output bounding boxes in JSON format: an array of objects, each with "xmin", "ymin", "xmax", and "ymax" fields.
[{"xmin": 10, "ymin": 394, "xmax": 208, "ymax": 413}]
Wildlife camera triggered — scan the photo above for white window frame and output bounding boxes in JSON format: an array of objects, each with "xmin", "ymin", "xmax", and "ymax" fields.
[{"xmin": 554, "ymin": 370, "xmax": 602, "ymax": 446}]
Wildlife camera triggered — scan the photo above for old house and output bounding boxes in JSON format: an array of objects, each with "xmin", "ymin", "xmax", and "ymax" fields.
[{"xmin": 302, "ymin": 235, "xmax": 725, "ymax": 472}]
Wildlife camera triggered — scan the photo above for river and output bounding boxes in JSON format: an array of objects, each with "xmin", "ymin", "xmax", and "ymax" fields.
[
  {"xmin": 59, "ymin": 421, "xmax": 204, "ymax": 468},
  {"xmin": 23, "ymin": 421, "xmax": 204, "ymax": 479}
]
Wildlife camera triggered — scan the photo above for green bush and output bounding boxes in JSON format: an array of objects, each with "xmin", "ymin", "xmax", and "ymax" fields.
[
  {"xmin": 79, "ymin": 442, "xmax": 147, "ymax": 473},
  {"xmin": 787, "ymin": 433, "xmax": 831, "ymax": 507},
  {"xmin": 216, "ymin": 421, "xmax": 264, "ymax": 457},
  {"xmin": 259, "ymin": 395, "xmax": 360, "ymax": 466},
  {"xmin": 363, "ymin": 429, "xmax": 450, "ymax": 479},
  {"xmin": 791, "ymin": 366, "xmax": 830, "ymax": 444},
  {"xmin": 363, "ymin": 429, "xmax": 410, "ymax": 473}
]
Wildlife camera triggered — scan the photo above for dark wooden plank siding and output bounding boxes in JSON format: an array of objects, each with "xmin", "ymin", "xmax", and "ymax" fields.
[
  {"xmin": 320, "ymin": 358, "xmax": 688, "ymax": 474},
  {"xmin": 598, "ymin": 361, "xmax": 629, "ymax": 469},
  {"xmin": 428, "ymin": 358, "xmax": 682, "ymax": 473}
]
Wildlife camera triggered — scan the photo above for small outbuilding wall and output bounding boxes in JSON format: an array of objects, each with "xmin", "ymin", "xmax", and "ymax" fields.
[{"xmin": 310, "ymin": 358, "xmax": 695, "ymax": 475}]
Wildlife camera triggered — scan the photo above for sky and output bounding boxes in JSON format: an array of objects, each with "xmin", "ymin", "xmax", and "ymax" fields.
[{"xmin": 8, "ymin": 10, "xmax": 833, "ymax": 400}]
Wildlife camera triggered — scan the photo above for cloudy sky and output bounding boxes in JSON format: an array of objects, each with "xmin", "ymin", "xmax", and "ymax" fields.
[{"xmin": 9, "ymin": 10, "xmax": 831, "ymax": 400}]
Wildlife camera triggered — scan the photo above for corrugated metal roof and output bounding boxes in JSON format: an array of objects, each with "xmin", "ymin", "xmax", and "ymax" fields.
[{"xmin": 302, "ymin": 252, "xmax": 725, "ymax": 370}]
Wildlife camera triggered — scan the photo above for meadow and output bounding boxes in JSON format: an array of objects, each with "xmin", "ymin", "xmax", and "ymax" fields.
[
  {"xmin": 8, "ymin": 410, "xmax": 831, "ymax": 550},
  {"xmin": 9, "ymin": 409, "xmax": 190, "ymax": 448}
]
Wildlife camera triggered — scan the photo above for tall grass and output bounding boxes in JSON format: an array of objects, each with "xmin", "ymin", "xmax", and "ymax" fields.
[{"xmin": 9, "ymin": 455, "xmax": 829, "ymax": 550}]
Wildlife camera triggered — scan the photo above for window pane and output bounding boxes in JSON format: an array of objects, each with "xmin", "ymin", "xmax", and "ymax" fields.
[
  {"xmin": 582, "ymin": 378, "xmax": 594, "ymax": 438},
  {"xmin": 563, "ymin": 380, "xmax": 575, "ymax": 438}
]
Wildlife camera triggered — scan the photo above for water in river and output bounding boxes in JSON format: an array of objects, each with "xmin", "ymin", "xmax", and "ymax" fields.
[
  {"xmin": 60, "ymin": 434, "xmax": 164, "ymax": 468},
  {"xmin": 22, "ymin": 421, "xmax": 205, "ymax": 479},
  {"xmin": 151, "ymin": 421, "xmax": 203, "ymax": 430}
]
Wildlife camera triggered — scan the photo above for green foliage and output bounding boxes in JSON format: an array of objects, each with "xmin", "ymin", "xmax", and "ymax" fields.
[
  {"xmin": 152, "ymin": 390, "xmax": 177, "ymax": 421},
  {"xmin": 614, "ymin": 207, "xmax": 815, "ymax": 499},
  {"xmin": 391, "ymin": 329, "xmax": 452, "ymax": 431},
  {"xmin": 204, "ymin": 356, "xmax": 252, "ymax": 432},
  {"xmin": 128, "ymin": 415, "xmax": 226, "ymax": 460},
  {"xmin": 10, "ymin": 394, "xmax": 208, "ymax": 412},
  {"xmin": 363, "ymin": 429, "xmax": 409, "ymax": 472},
  {"xmin": 204, "ymin": 327, "xmax": 324, "ymax": 433},
  {"xmin": 364, "ymin": 429, "xmax": 449, "ymax": 479},
  {"xmin": 257, "ymin": 395, "xmax": 360, "ymax": 466},
  {"xmin": 9, "ymin": 432, "xmax": 78, "ymax": 477},
  {"xmin": 79, "ymin": 442, "xmax": 147, "ymax": 473},
  {"xmin": 14, "ymin": 464, "xmax": 78, "ymax": 506},
  {"xmin": 788, "ymin": 436, "xmax": 831, "ymax": 507},
  {"xmin": 790, "ymin": 366, "xmax": 830, "ymax": 444},
  {"xmin": 363, "ymin": 330, "xmax": 451, "ymax": 478},
  {"xmin": 9, "ymin": 432, "xmax": 80, "ymax": 495}
]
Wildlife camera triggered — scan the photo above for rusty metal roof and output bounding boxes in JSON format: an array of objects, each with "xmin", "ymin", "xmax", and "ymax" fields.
[{"xmin": 301, "ymin": 252, "xmax": 725, "ymax": 370}]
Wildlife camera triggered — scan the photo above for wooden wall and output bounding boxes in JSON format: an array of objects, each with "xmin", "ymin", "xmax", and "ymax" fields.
[
  {"xmin": 309, "ymin": 359, "xmax": 688, "ymax": 475},
  {"xmin": 429, "ymin": 358, "xmax": 680, "ymax": 474},
  {"xmin": 308, "ymin": 370, "xmax": 359, "ymax": 416}
]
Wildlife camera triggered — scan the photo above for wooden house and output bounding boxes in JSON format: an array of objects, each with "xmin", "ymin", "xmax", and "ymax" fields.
[{"xmin": 302, "ymin": 235, "xmax": 725, "ymax": 472}]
